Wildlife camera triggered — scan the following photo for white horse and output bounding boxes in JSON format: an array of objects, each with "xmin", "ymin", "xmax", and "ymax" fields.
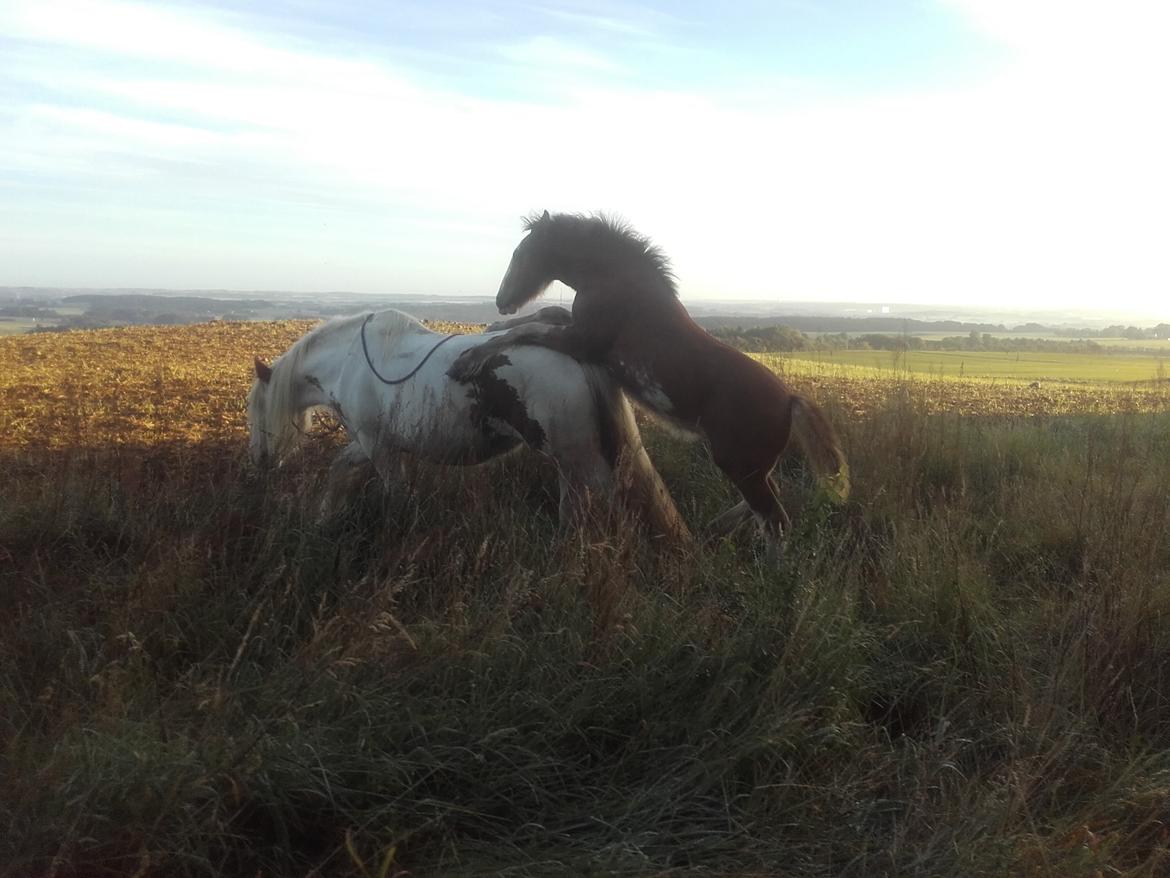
[{"xmin": 246, "ymin": 309, "xmax": 690, "ymax": 540}]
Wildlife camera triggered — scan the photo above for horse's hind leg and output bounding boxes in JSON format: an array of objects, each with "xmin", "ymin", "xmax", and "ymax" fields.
[
  {"xmin": 557, "ymin": 475, "xmax": 588, "ymax": 528},
  {"xmin": 707, "ymin": 418, "xmax": 791, "ymax": 557},
  {"xmin": 718, "ymin": 466, "xmax": 791, "ymax": 559},
  {"xmin": 746, "ymin": 475, "xmax": 791, "ymax": 561},
  {"xmin": 555, "ymin": 463, "xmax": 613, "ymax": 529},
  {"xmin": 617, "ymin": 444, "xmax": 694, "ymax": 546},
  {"xmin": 709, "ymin": 484, "xmax": 792, "ymax": 536},
  {"xmin": 761, "ymin": 476, "xmax": 793, "ymax": 562}
]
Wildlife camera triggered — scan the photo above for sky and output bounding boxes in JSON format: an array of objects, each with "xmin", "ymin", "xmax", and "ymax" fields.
[{"xmin": 1, "ymin": 0, "xmax": 1168, "ymax": 319}]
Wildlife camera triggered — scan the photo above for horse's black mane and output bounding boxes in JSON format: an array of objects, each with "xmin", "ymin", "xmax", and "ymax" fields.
[{"xmin": 524, "ymin": 212, "xmax": 678, "ymax": 296}]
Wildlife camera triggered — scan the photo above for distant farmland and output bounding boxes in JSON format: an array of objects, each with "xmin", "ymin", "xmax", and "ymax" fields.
[
  {"xmin": 2, "ymin": 322, "xmax": 1167, "ymax": 455},
  {"xmin": 781, "ymin": 347, "xmax": 1170, "ymax": 383}
]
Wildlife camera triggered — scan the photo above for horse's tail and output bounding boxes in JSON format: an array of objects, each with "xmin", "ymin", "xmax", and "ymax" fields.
[
  {"xmin": 582, "ymin": 367, "xmax": 693, "ymax": 545},
  {"xmin": 789, "ymin": 395, "xmax": 850, "ymax": 503}
]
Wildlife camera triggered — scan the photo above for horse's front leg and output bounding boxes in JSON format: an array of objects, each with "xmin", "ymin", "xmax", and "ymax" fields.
[
  {"xmin": 485, "ymin": 305, "xmax": 572, "ymax": 333},
  {"xmin": 320, "ymin": 441, "xmax": 377, "ymax": 519},
  {"xmin": 447, "ymin": 322, "xmax": 596, "ymax": 381}
]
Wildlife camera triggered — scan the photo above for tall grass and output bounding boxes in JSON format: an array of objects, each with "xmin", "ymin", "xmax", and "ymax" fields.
[{"xmin": 2, "ymin": 392, "xmax": 1170, "ymax": 876}]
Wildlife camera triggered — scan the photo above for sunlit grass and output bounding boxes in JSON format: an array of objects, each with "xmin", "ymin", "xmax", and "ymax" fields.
[{"xmin": 755, "ymin": 351, "xmax": 1170, "ymax": 418}]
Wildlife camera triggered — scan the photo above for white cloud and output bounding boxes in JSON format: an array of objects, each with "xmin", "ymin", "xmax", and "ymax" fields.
[
  {"xmin": 942, "ymin": 0, "xmax": 1168, "ymax": 57},
  {"xmin": 0, "ymin": 0, "xmax": 422, "ymax": 94},
  {"xmin": 498, "ymin": 35, "xmax": 626, "ymax": 72}
]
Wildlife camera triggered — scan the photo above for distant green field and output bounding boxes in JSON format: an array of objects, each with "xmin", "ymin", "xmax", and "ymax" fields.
[
  {"xmin": 902, "ymin": 331, "xmax": 1170, "ymax": 350},
  {"xmin": 784, "ymin": 348, "xmax": 1169, "ymax": 383},
  {"xmin": 0, "ymin": 308, "xmax": 81, "ymax": 335},
  {"xmin": 0, "ymin": 319, "xmax": 38, "ymax": 336}
]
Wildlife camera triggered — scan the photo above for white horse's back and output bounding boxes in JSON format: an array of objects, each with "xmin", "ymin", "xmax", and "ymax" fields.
[{"xmin": 342, "ymin": 321, "xmax": 609, "ymax": 466}]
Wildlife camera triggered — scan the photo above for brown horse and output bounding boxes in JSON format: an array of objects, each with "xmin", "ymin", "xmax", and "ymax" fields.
[{"xmin": 450, "ymin": 211, "xmax": 850, "ymax": 555}]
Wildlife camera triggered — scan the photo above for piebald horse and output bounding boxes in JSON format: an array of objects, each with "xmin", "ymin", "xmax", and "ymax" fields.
[
  {"xmin": 247, "ymin": 308, "xmax": 690, "ymax": 541},
  {"xmin": 450, "ymin": 213, "xmax": 849, "ymax": 555}
]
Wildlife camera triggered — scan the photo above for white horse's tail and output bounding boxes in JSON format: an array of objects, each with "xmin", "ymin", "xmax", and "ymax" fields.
[{"xmin": 581, "ymin": 366, "xmax": 693, "ymax": 545}]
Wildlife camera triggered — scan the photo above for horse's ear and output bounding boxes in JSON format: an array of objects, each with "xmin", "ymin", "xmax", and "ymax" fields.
[
  {"xmin": 540, "ymin": 209, "xmax": 550, "ymax": 222},
  {"xmin": 254, "ymin": 357, "xmax": 273, "ymax": 384}
]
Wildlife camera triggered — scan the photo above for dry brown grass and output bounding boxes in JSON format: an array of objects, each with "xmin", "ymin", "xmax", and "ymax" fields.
[
  {"xmin": 0, "ymin": 319, "xmax": 480, "ymax": 451},
  {"xmin": 2, "ymin": 320, "xmax": 1164, "ymax": 457}
]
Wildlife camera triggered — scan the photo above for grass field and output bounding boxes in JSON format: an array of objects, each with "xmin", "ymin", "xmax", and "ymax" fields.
[
  {"xmin": 783, "ymin": 348, "xmax": 1170, "ymax": 383},
  {"xmin": 758, "ymin": 353, "xmax": 1169, "ymax": 418},
  {"xmin": 3, "ymin": 321, "xmax": 1170, "ymax": 876},
  {"xmin": 898, "ymin": 332, "xmax": 1170, "ymax": 349}
]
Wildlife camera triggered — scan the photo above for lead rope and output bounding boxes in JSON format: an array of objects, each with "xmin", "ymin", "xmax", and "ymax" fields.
[{"xmin": 360, "ymin": 313, "xmax": 461, "ymax": 385}]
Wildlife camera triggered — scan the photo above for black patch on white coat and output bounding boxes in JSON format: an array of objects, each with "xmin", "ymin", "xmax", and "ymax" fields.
[{"xmin": 462, "ymin": 354, "xmax": 547, "ymax": 451}]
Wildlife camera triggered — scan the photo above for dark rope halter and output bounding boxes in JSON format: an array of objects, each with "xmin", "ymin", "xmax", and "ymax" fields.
[{"xmin": 360, "ymin": 313, "xmax": 461, "ymax": 385}]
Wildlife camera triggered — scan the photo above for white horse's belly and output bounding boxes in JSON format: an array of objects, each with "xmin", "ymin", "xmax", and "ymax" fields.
[{"xmin": 378, "ymin": 386, "xmax": 498, "ymax": 463}]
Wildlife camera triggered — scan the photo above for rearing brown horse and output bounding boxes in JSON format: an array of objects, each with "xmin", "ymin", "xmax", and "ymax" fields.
[{"xmin": 450, "ymin": 211, "xmax": 850, "ymax": 554}]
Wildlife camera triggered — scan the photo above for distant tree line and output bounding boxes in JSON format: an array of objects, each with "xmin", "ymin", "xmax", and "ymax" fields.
[
  {"xmin": 1051, "ymin": 323, "xmax": 1170, "ymax": 340},
  {"xmin": 709, "ymin": 325, "xmax": 812, "ymax": 352}
]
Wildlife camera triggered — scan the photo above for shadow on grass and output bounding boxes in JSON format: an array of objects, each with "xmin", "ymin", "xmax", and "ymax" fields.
[{"xmin": 3, "ymin": 404, "xmax": 1170, "ymax": 876}]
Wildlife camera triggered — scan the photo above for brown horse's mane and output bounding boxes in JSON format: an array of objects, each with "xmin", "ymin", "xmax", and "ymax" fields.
[{"xmin": 524, "ymin": 212, "xmax": 678, "ymax": 297}]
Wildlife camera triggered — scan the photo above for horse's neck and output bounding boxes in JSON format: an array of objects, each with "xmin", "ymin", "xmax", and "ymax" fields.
[
  {"xmin": 287, "ymin": 325, "xmax": 355, "ymax": 405},
  {"xmin": 557, "ymin": 251, "xmax": 677, "ymax": 310},
  {"xmin": 569, "ymin": 274, "xmax": 690, "ymax": 330},
  {"xmin": 556, "ymin": 257, "xmax": 608, "ymax": 296}
]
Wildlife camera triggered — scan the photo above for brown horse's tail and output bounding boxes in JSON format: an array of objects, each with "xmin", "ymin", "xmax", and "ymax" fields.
[
  {"xmin": 790, "ymin": 395, "xmax": 850, "ymax": 503},
  {"xmin": 582, "ymin": 367, "xmax": 694, "ymax": 545}
]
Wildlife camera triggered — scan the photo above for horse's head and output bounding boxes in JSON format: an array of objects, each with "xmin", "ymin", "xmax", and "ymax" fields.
[
  {"xmin": 246, "ymin": 356, "xmax": 275, "ymax": 466},
  {"xmin": 246, "ymin": 354, "xmax": 311, "ymax": 466},
  {"xmin": 497, "ymin": 209, "xmax": 555, "ymax": 315}
]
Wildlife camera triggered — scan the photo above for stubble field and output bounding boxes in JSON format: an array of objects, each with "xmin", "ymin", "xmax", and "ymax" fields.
[
  {"xmin": 2, "ymin": 321, "xmax": 1166, "ymax": 453},
  {"xmin": 2, "ymin": 320, "xmax": 1170, "ymax": 877},
  {"xmin": 780, "ymin": 348, "xmax": 1170, "ymax": 384}
]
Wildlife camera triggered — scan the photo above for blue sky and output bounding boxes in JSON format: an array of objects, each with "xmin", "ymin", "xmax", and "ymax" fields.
[{"xmin": 1, "ymin": 0, "xmax": 1167, "ymax": 318}]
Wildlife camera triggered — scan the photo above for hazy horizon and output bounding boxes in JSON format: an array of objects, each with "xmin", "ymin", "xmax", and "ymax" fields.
[
  {"xmin": 3, "ymin": 1, "xmax": 1168, "ymax": 320},
  {"xmin": 5, "ymin": 284, "xmax": 1165, "ymax": 329}
]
